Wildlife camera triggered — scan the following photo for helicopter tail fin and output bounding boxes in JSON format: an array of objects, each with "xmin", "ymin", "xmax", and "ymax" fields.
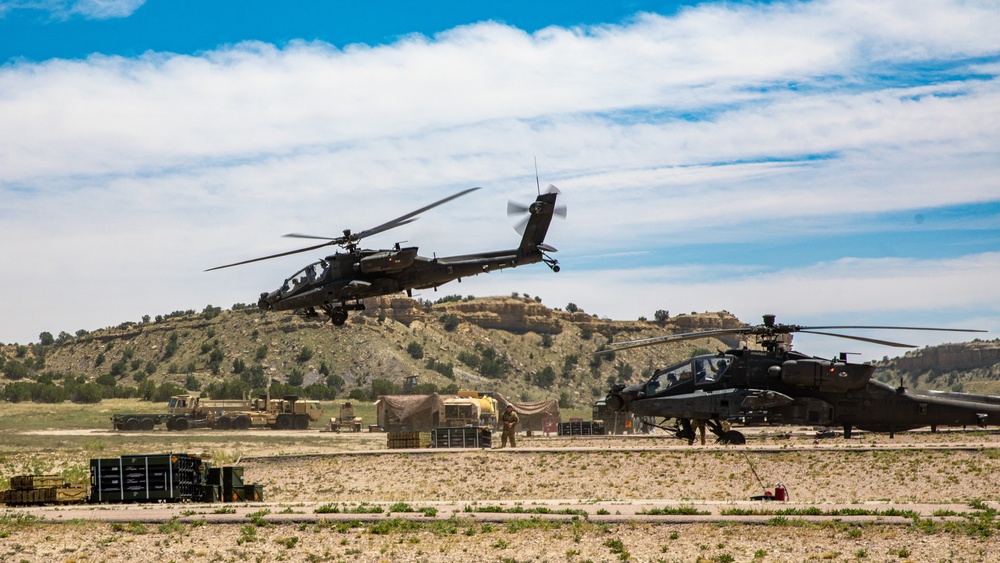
[{"xmin": 510, "ymin": 189, "xmax": 562, "ymax": 254}]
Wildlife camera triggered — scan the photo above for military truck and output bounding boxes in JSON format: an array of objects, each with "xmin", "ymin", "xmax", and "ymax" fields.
[
  {"xmin": 326, "ymin": 402, "xmax": 363, "ymax": 432},
  {"xmin": 112, "ymin": 394, "xmax": 323, "ymax": 431},
  {"xmin": 443, "ymin": 392, "xmax": 498, "ymax": 428}
]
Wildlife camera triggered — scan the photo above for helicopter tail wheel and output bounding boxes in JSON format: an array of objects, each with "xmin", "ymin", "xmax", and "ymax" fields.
[
  {"xmin": 542, "ymin": 255, "xmax": 560, "ymax": 272},
  {"xmin": 718, "ymin": 430, "xmax": 746, "ymax": 445}
]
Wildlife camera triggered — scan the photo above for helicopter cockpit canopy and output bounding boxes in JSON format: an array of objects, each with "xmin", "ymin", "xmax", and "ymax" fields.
[
  {"xmin": 281, "ymin": 260, "xmax": 329, "ymax": 297},
  {"xmin": 645, "ymin": 354, "xmax": 734, "ymax": 396}
]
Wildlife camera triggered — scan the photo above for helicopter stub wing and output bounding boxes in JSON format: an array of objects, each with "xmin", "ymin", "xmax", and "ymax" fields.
[{"xmin": 628, "ymin": 388, "xmax": 793, "ymax": 420}]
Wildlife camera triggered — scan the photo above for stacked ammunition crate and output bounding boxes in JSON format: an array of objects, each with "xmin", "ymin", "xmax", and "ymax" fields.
[
  {"xmin": 557, "ymin": 420, "xmax": 605, "ymax": 436},
  {"xmin": 431, "ymin": 426, "xmax": 492, "ymax": 448},
  {"xmin": 2, "ymin": 475, "xmax": 87, "ymax": 506},
  {"xmin": 90, "ymin": 453, "xmax": 202, "ymax": 503},
  {"xmin": 387, "ymin": 431, "xmax": 432, "ymax": 449}
]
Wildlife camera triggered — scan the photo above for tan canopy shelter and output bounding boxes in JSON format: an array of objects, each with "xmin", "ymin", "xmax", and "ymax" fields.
[
  {"xmin": 376, "ymin": 394, "xmax": 445, "ymax": 432},
  {"xmin": 491, "ymin": 393, "xmax": 560, "ymax": 432}
]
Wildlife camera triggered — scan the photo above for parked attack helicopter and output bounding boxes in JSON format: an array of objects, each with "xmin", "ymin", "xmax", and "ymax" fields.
[
  {"xmin": 599, "ymin": 315, "xmax": 991, "ymax": 444},
  {"xmin": 208, "ymin": 186, "xmax": 564, "ymax": 326}
]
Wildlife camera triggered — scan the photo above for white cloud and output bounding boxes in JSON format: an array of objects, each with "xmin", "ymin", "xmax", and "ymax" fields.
[
  {"xmin": 0, "ymin": 0, "xmax": 998, "ymax": 346},
  {"xmin": 0, "ymin": 0, "xmax": 144, "ymax": 20}
]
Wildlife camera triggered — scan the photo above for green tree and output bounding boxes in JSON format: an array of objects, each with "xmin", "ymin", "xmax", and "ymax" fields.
[
  {"xmin": 164, "ymin": 332, "xmax": 179, "ymax": 359},
  {"xmin": 38, "ymin": 331, "xmax": 55, "ymax": 346},
  {"xmin": 287, "ymin": 368, "xmax": 305, "ymax": 387},
  {"xmin": 2, "ymin": 359, "xmax": 29, "ymax": 380},
  {"xmin": 202, "ymin": 304, "xmax": 222, "ymax": 320},
  {"xmin": 242, "ymin": 364, "xmax": 268, "ymax": 389},
  {"xmin": 371, "ymin": 378, "xmax": 400, "ymax": 397},
  {"xmin": 73, "ymin": 383, "xmax": 104, "ymax": 404},
  {"xmin": 2, "ymin": 382, "xmax": 32, "ymax": 402},
  {"xmin": 152, "ymin": 382, "xmax": 184, "ymax": 402},
  {"xmin": 558, "ymin": 391, "xmax": 573, "ymax": 409},
  {"xmin": 96, "ymin": 373, "xmax": 117, "ymax": 387},
  {"xmin": 325, "ymin": 373, "xmax": 345, "ymax": 396},
  {"xmin": 654, "ymin": 309, "xmax": 670, "ymax": 325}
]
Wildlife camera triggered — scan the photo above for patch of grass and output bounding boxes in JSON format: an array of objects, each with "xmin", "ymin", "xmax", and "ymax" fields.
[
  {"xmin": 604, "ymin": 538, "xmax": 630, "ymax": 560},
  {"xmin": 639, "ymin": 505, "xmax": 710, "ymax": 516},
  {"xmin": 109, "ymin": 521, "xmax": 148, "ymax": 535},
  {"xmin": 247, "ymin": 509, "xmax": 271, "ymax": 527},
  {"xmin": 463, "ymin": 504, "xmax": 587, "ymax": 517},
  {"xmin": 369, "ymin": 518, "xmax": 423, "ymax": 535}
]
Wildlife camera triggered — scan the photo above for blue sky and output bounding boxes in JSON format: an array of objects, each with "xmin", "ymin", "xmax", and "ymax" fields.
[{"xmin": 1, "ymin": 0, "xmax": 998, "ymax": 362}]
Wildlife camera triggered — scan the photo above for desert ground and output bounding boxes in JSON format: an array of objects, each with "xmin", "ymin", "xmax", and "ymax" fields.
[{"xmin": 3, "ymin": 418, "xmax": 1000, "ymax": 562}]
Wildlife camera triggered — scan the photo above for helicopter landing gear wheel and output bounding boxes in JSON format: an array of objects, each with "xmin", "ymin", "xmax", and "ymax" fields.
[
  {"xmin": 330, "ymin": 309, "xmax": 348, "ymax": 326},
  {"xmin": 718, "ymin": 430, "xmax": 746, "ymax": 445}
]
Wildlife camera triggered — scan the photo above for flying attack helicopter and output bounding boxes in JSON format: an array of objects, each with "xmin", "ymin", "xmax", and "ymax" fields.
[
  {"xmin": 208, "ymin": 186, "xmax": 565, "ymax": 326},
  {"xmin": 598, "ymin": 315, "xmax": 991, "ymax": 444}
]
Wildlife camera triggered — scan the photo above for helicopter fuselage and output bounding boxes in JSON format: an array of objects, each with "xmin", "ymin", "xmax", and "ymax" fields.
[
  {"xmin": 258, "ymin": 244, "xmax": 551, "ymax": 318},
  {"xmin": 605, "ymin": 347, "xmax": 1000, "ymax": 440}
]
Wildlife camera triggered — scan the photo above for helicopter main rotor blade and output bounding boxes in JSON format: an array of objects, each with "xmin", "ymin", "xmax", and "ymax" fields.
[
  {"xmin": 206, "ymin": 188, "xmax": 479, "ymax": 272},
  {"xmin": 352, "ymin": 187, "xmax": 481, "ymax": 242},
  {"xmin": 594, "ymin": 328, "xmax": 750, "ymax": 355},
  {"xmin": 205, "ymin": 240, "xmax": 334, "ymax": 271},
  {"xmin": 796, "ymin": 330, "xmax": 916, "ymax": 348},
  {"xmin": 283, "ymin": 218, "xmax": 419, "ymax": 242},
  {"xmin": 799, "ymin": 325, "xmax": 987, "ymax": 333}
]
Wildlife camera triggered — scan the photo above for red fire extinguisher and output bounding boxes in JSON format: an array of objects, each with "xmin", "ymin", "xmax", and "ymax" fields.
[{"xmin": 774, "ymin": 482, "xmax": 788, "ymax": 502}]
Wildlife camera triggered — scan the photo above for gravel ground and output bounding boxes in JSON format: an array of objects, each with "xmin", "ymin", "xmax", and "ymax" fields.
[{"xmin": 3, "ymin": 427, "xmax": 1000, "ymax": 562}]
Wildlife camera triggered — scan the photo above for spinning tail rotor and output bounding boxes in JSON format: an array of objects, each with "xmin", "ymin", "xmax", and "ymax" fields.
[{"xmin": 507, "ymin": 184, "xmax": 567, "ymax": 236}]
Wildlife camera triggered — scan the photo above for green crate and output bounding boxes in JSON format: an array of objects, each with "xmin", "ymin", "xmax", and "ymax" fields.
[
  {"xmin": 200, "ymin": 484, "xmax": 220, "ymax": 503},
  {"xmin": 222, "ymin": 466, "xmax": 245, "ymax": 502},
  {"xmin": 243, "ymin": 484, "xmax": 264, "ymax": 502}
]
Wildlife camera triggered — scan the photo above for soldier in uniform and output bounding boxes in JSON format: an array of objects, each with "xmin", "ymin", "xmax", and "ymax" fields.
[{"xmin": 499, "ymin": 404, "xmax": 519, "ymax": 448}]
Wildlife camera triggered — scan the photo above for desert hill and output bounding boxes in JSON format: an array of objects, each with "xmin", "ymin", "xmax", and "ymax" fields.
[
  {"xmin": 0, "ymin": 296, "xmax": 742, "ymax": 407},
  {"xmin": 3, "ymin": 296, "xmax": 997, "ymax": 406},
  {"xmin": 874, "ymin": 338, "xmax": 1000, "ymax": 395}
]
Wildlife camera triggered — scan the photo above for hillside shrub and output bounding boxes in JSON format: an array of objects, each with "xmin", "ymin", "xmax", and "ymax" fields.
[
  {"xmin": 441, "ymin": 314, "xmax": 460, "ymax": 331},
  {"xmin": 296, "ymin": 346, "xmax": 313, "ymax": 363},
  {"xmin": 406, "ymin": 341, "xmax": 424, "ymax": 359},
  {"xmin": 426, "ymin": 359, "xmax": 454, "ymax": 379},
  {"xmin": 533, "ymin": 366, "xmax": 556, "ymax": 388}
]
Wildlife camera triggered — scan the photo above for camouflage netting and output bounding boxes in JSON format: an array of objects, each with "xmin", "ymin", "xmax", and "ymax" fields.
[
  {"xmin": 376, "ymin": 394, "xmax": 445, "ymax": 432},
  {"xmin": 375, "ymin": 393, "xmax": 560, "ymax": 432}
]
